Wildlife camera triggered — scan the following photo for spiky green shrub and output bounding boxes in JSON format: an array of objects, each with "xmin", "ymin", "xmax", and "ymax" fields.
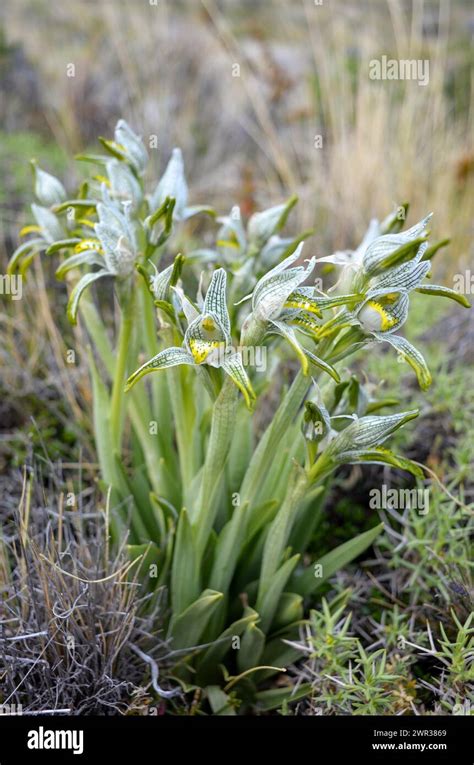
[{"xmin": 9, "ymin": 120, "xmax": 470, "ymax": 712}]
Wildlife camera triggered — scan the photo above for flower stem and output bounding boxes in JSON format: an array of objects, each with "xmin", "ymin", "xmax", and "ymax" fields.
[
  {"xmin": 193, "ymin": 377, "xmax": 238, "ymax": 556},
  {"xmin": 110, "ymin": 286, "xmax": 134, "ymax": 451}
]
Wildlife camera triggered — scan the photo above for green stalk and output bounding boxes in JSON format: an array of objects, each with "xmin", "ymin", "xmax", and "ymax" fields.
[
  {"xmin": 140, "ymin": 281, "xmax": 172, "ymax": 430},
  {"xmin": 192, "ymin": 377, "xmax": 238, "ymax": 556},
  {"xmin": 168, "ymin": 366, "xmax": 194, "ymax": 489},
  {"xmin": 110, "ymin": 286, "xmax": 134, "ymax": 450},
  {"xmin": 79, "ymin": 296, "xmax": 114, "ymax": 371},
  {"xmin": 257, "ymin": 465, "xmax": 309, "ymax": 604},
  {"xmin": 79, "ymin": 295, "xmax": 174, "ymax": 502},
  {"xmin": 139, "ymin": 284, "xmax": 178, "ymax": 478},
  {"xmin": 240, "ymin": 370, "xmax": 310, "ymax": 509}
]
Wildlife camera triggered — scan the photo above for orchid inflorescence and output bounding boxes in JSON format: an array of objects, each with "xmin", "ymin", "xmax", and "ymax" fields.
[{"xmin": 10, "ymin": 119, "xmax": 469, "ymax": 711}]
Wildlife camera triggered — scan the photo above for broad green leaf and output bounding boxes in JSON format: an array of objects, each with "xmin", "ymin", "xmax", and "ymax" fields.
[
  {"xmin": 260, "ymin": 636, "xmax": 302, "ymax": 678},
  {"xmin": 207, "ymin": 686, "xmax": 236, "ymax": 715},
  {"xmin": 258, "ymin": 465, "xmax": 306, "ymax": 595},
  {"xmin": 257, "ymin": 554, "xmax": 300, "ymax": 634},
  {"xmin": 114, "ymin": 457, "xmax": 156, "ymax": 541},
  {"xmin": 240, "ymin": 370, "xmax": 309, "ymax": 508},
  {"xmin": 272, "ymin": 592, "xmax": 303, "ymax": 631},
  {"xmin": 196, "ymin": 610, "xmax": 259, "ymax": 684},
  {"xmin": 87, "ymin": 348, "xmax": 129, "ymax": 540},
  {"xmin": 209, "ymin": 502, "xmax": 249, "ymax": 593},
  {"xmin": 170, "ymin": 509, "xmax": 199, "ymax": 616},
  {"xmin": 254, "ymin": 683, "xmax": 312, "ymax": 712},
  {"xmin": 227, "ymin": 415, "xmax": 253, "ymax": 493},
  {"xmin": 192, "ymin": 379, "xmax": 238, "ymax": 554},
  {"xmin": 237, "ymin": 620, "xmax": 266, "ymax": 672},
  {"xmin": 244, "ymin": 499, "xmax": 278, "ymax": 545},
  {"xmin": 169, "ymin": 589, "xmax": 224, "ymax": 650},
  {"xmin": 126, "ymin": 542, "xmax": 162, "ymax": 585},
  {"xmin": 291, "ymin": 523, "xmax": 384, "ymax": 596}
]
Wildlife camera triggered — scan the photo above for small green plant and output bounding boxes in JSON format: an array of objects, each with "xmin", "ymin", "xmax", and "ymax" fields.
[
  {"xmin": 9, "ymin": 119, "xmax": 470, "ymax": 712},
  {"xmin": 291, "ymin": 593, "xmax": 418, "ymax": 715}
]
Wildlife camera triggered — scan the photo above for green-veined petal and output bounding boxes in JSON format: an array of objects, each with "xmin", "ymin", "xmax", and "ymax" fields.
[
  {"xmin": 114, "ymin": 119, "xmax": 148, "ymax": 174},
  {"xmin": 376, "ymin": 333, "xmax": 432, "ymax": 390},
  {"xmin": 67, "ymin": 270, "xmax": 113, "ymax": 325},
  {"xmin": 268, "ymin": 319, "xmax": 310, "ymax": 374},
  {"xmin": 221, "ymin": 352, "xmax": 256, "ymax": 409},
  {"xmin": 415, "ymin": 284, "xmax": 470, "ymax": 309},
  {"xmin": 125, "ymin": 347, "xmax": 195, "ymax": 392},
  {"xmin": 362, "ymin": 215, "xmax": 432, "ymax": 276},
  {"xmin": 7, "ymin": 238, "xmax": 44, "ymax": 274},
  {"xmin": 334, "ymin": 446, "xmax": 424, "ymax": 479},
  {"xmin": 56, "ymin": 251, "xmax": 104, "ymax": 280},
  {"xmin": 203, "ymin": 268, "xmax": 231, "ymax": 336},
  {"xmin": 149, "ymin": 148, "xmax": 188, "ymax": 220},
  {"xmin": 326, "ymin": 410, "xmax": 419, "ymax": 456},
  {"xmin": 304, "ymin": 348, "xmax": 341, "ymax": 382}
]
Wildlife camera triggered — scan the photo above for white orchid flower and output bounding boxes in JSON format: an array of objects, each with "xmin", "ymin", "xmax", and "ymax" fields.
[
  {"xmin": 241, "ymin": 244, "xmax": 349, "ymax": 380},
  {"xmin": 31, "ymin": 160, "xmax": 67, "ymax": 207},
  {"xmin": 125, "ymin": 269, "xmax": 255, "ymax": 407},
  {"xmin": 149, "ymin": 148, "xmax": 213, "ymax": 223},
  {"xmin": 113, "ymin": 119, "xmax": 149, "ymax": 175}
]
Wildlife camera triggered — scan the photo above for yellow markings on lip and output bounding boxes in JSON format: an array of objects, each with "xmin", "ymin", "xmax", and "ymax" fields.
[
  {"xmin": 290, "ymin": 315, "xmax": 321, "ymax": 336},
  {"xmin": 366, "ymin": 300, "xmax": 398, "ymax": 331},
  {"xmin": 217, "ymin": 231, "xmax": 240, "ymax": 249},
  {"xmin": 284, "ymin": 294, "xmax": 323, "ymax": 317},
  {"xmin": 383, "ymin": 292, "xmax": 399, "ymax": 304},
  {"xmin": 93, "ymin": 175, "xmax": 111, "ymax": 186},
  {"xmin": 20, "ymin": 224, "xmax": 42, "ymax": 237},
  {"xmin": 189, "ymin": 338, "xmax": 224, "ymax": 364},
  {"xmin": 74, "ymin": 239, "xmax": 103, "ymax": 254},
  {"xmin": 201, "ymin": 316, "xmax": 216, "ymax": 332},
  {"xmin": 76, "ymin": 218, "xmax": 96, "ymax": 229}
]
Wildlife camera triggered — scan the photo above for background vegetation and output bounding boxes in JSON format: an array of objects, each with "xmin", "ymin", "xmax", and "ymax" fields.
[{"xmin": 0, "ymin": 0, "xmax": 472, "ymax": 715}]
